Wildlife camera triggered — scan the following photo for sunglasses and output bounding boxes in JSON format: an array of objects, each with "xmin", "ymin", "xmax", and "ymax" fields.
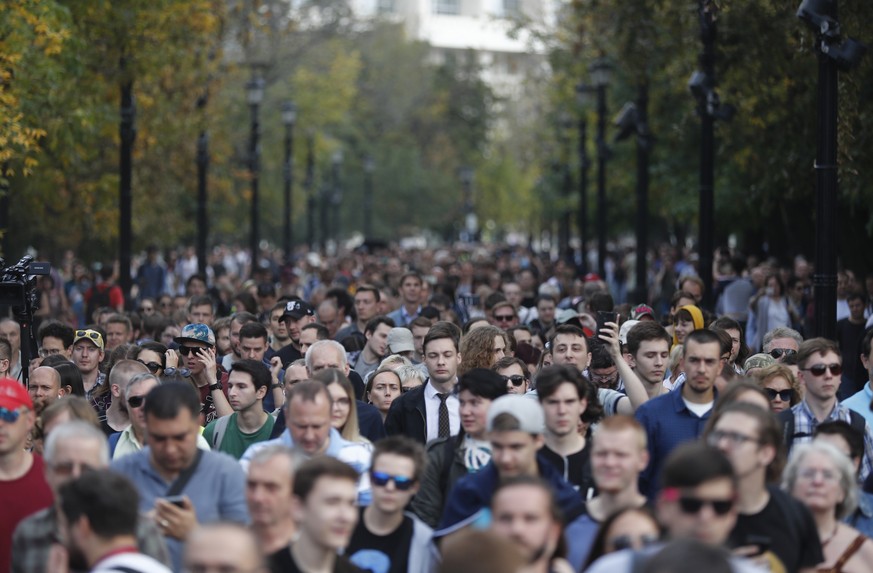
[
  {"xmin": 501, "ymin": 375, "xmax": 526, "ymax": 387},
  {"xmin": 0, "ymin": 407, "xmax": 23, "ymax": 423},
  {"xmin": 178, "ymin": 345, "xmax": 203, "ymax": 357},
  {"xmin": 678, "ymin": 496, "xmax": 734, "ymax": 516},
  {"xmin": 127, "ymin": 395, "xmax": 147, "ymax": 409},
  {"xmin": 764, "ymin": 388, "xmax": 793, "ymax": 402},
  {"xmin": 138, "ymin": 360, "xmax": 162, "ymax": 373},
  {"xmin": 803, "ymin": 363, "xmax": 842, "ymax": 377},
  {"xmin": 494, "ymin": 314, "xmax": 515, "ymax": 322},
  {"xmin": 609, "ymin": 534, "xmax": 660, "ymax": 552},
  {"xmin": 769, "ymin": 348, "xmax": 797, "ymax": 360},
  {"xmin": 371, "ymin": 471, "xmax": 416, "ymax": 491}
]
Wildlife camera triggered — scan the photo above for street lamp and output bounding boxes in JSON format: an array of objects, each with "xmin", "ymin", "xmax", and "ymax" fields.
[
  {"xmin": 575, "ymin": 83, "xmax": 594, "ymax": 274},
  {"xmin": 304, "ymin": 132, "xmax": 315, "ymax": 250},
  {"xmin": 119, "ymin": 72, "xmax": 135, "ymax": 306},
  {"xmin": 363, "ymin": 156, "xmax": 375, "ymax": 238},
  {"xmin": 282, "ymin": 100, "xmax": 297, "ymax": 262},
  {"xmin": 196, "ymin": 93, "xmax": 209, "ymax": 277},
  {"xmin": 459, "ymin": 166, "xmax": 475, "ymax": 242},
  {"xmin": 796, "ymin": 0, "xmax": 865, "ymax": 338},
  {"xmin": 331, "ymin": 149, "xmax": 343, "ymax": 248},
  {"xmin": 246, "ymin": 75, "xmax": 265, "ymax": 269},
  {"xmin": 589, "ymin": 56, "xmax": 612, "ymax": 279}
]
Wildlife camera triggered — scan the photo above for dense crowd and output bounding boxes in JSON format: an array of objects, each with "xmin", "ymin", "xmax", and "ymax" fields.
[{"xmin": 2, "ymin": 241, "xmax": 873, "ymax": 573}]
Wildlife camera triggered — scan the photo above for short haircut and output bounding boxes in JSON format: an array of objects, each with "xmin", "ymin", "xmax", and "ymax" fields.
[
  {"xmin": 670, "ymin": 290, "xmax": 696, "ymax": 307},
  {"xmin": 815, "ymin": 420, "xmax": 865, "ymax": 463},
  {"xmin": 660, "ymin": 442, "xmax": 735, "ymax": 491},
  {"xmin": 399, "ymin": 271, "xmax": 422, "ymax": 285},
  {"xmin": 626, "ymin": 321, "xmax": 671, "ymax": 356},
  {"xmin": 355, "ymin": 284, "xmax": 381, "ymax": 302},
  {"xmin": 589, "ymin": 340, "xmax": 615, "ymax": 369},
  {"xmin": 709, "ymin": 328, "xmax": 733, "ymax": 356},
  {"xmin": 797, "ymin": 337, "xmax": 840, "ymax": 369},
  {"xmin": 535, "ymin": 295, "xmax": 556, "ymax": 307},
  {"xmin": 409, "ymin": 316, "xmax": 433, "ymax": 330},
  {"xmin": 365, "ymin": 315, "xmax": 396, "ymax": 335},
  {"xmin": 846, "ymin": 291, "xmax": 866, "ymax": 305},
  {"xmin": 704, "ymin": 401, "xmax": 785, "ymax": 482},
  {"xmin": 105, "ymin": 313, "xmax": 132, "ymax": 332},
  {"xmin": 125, "ymin": 372, "xmax": 160, "ymax": 401},
  {"xmin": 458, "ymin": 369, "xmax": 508, "ymax": 401},
  {"xmin": 762, "ymin": 327, "xmax": 803, "ymax": 352},
  {"xmin": 305, "ymin": 339, "xmax": 348, "ymax": 372},
  {"xmin": 231, "ymin": 311, "xmax": 258, "ymax": 327},
  {"xmin": 783, "ymin": 441, "xmax": 858, "ymax": 519},
  {"xmin": 682, "ymin": 329, "xmax": 721, "ymax": 356},
  {"xmin": 536, "ymin": 364, "xmax": 588, "ymax": 402},
  {"xmin": 213, "ymin": 316, "xmax": 232, "ymax": 334},
  {"xmin": 187, "ymin": 295, "xmax": 214, "ymax": 314},
  {"xmin": 37, "ymin": 320, "xmax": 75, "ymax": 349},
  {"xmin": 107, "ymin": 359, "xmax": 149, "ymax": 392},
  {"xmin": 595, "ymin": 415, "xmax": 647, "ymax": 450},
  {"xmin": 44, "ymin": 420, "xmax": 109, "ymax": 465},
  {"xmin": 549, "ymin": 324, "xmax": 588, "ymax": 352},
  {"xmin": 230, "ymin": 359, "xmax": 272, "ymax": 393},
  {"xmin": 286, "ymin": 379, "xmax": 332, "ymax": 407},
  {"xmin": 492, "ymin": 356, "xmax": 530, "ymax": 379},
  {"xmin": 371, "ymin": 435, "xmax": 427, "ymax": 482},
  {"xmin": 423, "ymin": 321, "xmax": 461, "ymax": 353},
  {"xmin": 301, "ymin": 322, "xmax": 330, "ymax": 340},
  {"xmin": 59, "ymin": 470, "xmax": 140, "ymax": 539},
  {"xmin": 239, "ymin": 321, "xmax": 269, "ymax": 342},
  {"xmin": 42, "ymin": 396, "xmax": 100, "ymax": 430},
  {"xmin": 143, "ymin": 380, "xmax": 201, "ymax": 420},
  {"xmin": 293, "ymin": 456, "xmax": 360, "ymax": 502},
  {"xmin": 249, "ymin": 444, "xmax": 296, "ymax": 483},
  {"xmin": 679, "ymin": 275, "xmax": 704, "ymax": 292},
  {"xmin": 588, "ymin": 292, "xmax": 614, "ymax": 313},
  {"xmin": 491, "ymin": 475, "xmax": 566, "ymax": 559}
]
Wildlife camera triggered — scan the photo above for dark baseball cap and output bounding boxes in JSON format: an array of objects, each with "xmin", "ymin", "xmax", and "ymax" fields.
[{"xmin": 282, "ymin": 300, "xmax": 315, "ymax": 320}]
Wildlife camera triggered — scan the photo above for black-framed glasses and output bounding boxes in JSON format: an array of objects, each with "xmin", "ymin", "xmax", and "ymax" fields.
[
  {"xmin": 138, "ymin": 360, "xmax": 162, "ymax": 373},
  {"xmin": 0, "ymin": 407, "xmax": 22, "ymax": 423},
  {"xmin": 501, "ymin": 375, "xmax": 526, "ymax": 387},
  {"xmin": 371, "ymin": 471, "xmax": 416, "ymax": 491},
  {"xmin": 763, "ymin": 388, "xmax": 793, "ymax": 402},
  {"xmin": 127, "ymin": 395, "xmax": 146, "ymax": 409},
  {"xmin": 803, "ymin": 363, "xmax": 842, "ymax": 377},
  {"xmin": 678, "ymin": 496, "xmax": 734, "ymax": 516},
  {"xmin": 769, "ymin": 348, "xmax": 797, "ymax": 360},
  {"xmin": 706, "ymin": 430, "xmax": 759, "ymax": 448},
  {"xmin": 609, "ymin": 533, "xmax": 660, "ymax": 552}
]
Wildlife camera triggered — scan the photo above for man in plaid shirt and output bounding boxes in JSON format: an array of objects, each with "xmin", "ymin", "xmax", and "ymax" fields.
[{"xmin": 782, "ymin": 337, "xmax": 873, "ymax": 482}]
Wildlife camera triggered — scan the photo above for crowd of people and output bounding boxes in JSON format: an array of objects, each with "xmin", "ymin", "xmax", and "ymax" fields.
[{"xmin": 2, "ymin": 241, "xmax": 873, "ymax": 573}]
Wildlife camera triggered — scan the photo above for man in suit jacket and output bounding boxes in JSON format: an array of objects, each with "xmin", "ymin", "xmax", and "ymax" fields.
[{"xmin": 385, "ymin": 322, "xmax": 463, "ymax": 444}]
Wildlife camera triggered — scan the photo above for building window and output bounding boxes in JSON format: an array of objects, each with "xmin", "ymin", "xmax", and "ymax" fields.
[
  {"xmin": 377, "ymin": 0, "xmax": 394, "ymax": 13},
  {"xmin": 503, "ymin": 0, "xmax": 521, "ymax": 17},
  {"xmin": 434, "ymin": 0, "xmax": 460, "ymax": 15}
]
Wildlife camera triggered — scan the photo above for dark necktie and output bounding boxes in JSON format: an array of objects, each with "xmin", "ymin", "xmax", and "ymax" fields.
[{"xmin": 437, "ymin": 393, "xmax": 450, "ymax": 438}]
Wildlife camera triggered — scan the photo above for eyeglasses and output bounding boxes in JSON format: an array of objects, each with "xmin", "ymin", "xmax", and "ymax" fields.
[
  {"xmin": 706, "ymin": 430, "xmax": 759, "ymax": 448},
  {"xmin": 501, "ymin": 375, "xmax": 526, "ymax": 387},
  {"xmin": 371, "ymin": 471, "xmax": 416, "ymax": 491},
  {"xmin": 798, "ymin": 468, "xmax": 840, "ymax": 483},
  {"xmin": 178, "ymin": 345, "xmax": 203, "ymax": 356},
  {"xmin": 802, "ymin": 363, "xmax": 842, "ymax": 377},
  {"xmin": 138, "ymin": 360, "xmax": 162, "ymax": 373},
  {"xmin": 38, "ymin": 348, "xmax": 62, "ymax": 358},
  {"xmin": 769, "ymin": 348, "xmax": 797, "ymax": 360},
  {"xmin": 494, "ymin": 314, "xmax": 515, "ymax": 323},
  {"xmin": 139, "ymin": 306, "xmax": 154, "ymax": 313},
  {"xmin": 0, "ymin": 407, "xmax": 23, "ymax": 423},
  {"xmin": 127, "ymin": 395, "xmax": 147, "ymax": 409},
  {"xmin": 590, "ymin": 371, "xmax": 618, "ymax": 384},
  {"xmin": 608, "ymin": 534, "xmax": 660, "ymax": 552},
  {"xmin": 763, "ymin": 388, "xmax": 793, "ymax": 402}
]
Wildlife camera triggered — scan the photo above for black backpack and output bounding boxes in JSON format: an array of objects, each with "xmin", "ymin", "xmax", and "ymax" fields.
[{"xmin": 778, "ymin": 407, "xmax": 866, "ymax": 454}]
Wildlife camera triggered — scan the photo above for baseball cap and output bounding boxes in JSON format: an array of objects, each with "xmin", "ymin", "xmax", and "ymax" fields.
[
  {"xmin": 486, "ymin": 394, "xmax": 545, "ymax": 435},
  {"xmin": 386, "ymin": 328, "xmax": 415, "ymax": 354},
  {"xmin": 631, "ymin": 304, "xmax": 656, "ymax": 321},
  {"xmin": 743, "ymin": 353, "xmax": 776, "ymax": 372},
  {"xmin": 0, "ymin": 378, "xmax": 32, "ymax": 411},
  {"xmin": 73, "ymin": 329, "xmax": 105, "ymax": 351},
  {"xmin": 619, "ymin": 320, "xmax": 640, "ymax": 345},
  {"xmin": 282, "ymin": 300, "xmax": 315, "ymax": 320},
  {"xmin": 174, "ymin": 323, "xmax": 216, "ymax": 347}
]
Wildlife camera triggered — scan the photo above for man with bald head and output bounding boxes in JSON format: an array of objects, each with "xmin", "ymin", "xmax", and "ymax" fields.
[
  {"xmin": 103, "ymin": 359, "xmax": 150, "ymax": 433},
  {"xmin": 28, "ymin": 366, "xmax": 65, "ymax": 415},
  {"xmin": 184, "ymin": 523, "xmax": 266, "ymax": 573}
]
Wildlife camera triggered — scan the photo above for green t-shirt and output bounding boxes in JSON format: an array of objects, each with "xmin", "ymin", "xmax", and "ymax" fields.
[{"xmin": 203, "ymin": 412, "xmax": 275, "ymax": 459}]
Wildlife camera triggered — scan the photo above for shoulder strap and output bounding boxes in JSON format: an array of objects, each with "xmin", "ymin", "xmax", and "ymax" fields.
[
  {"xmin": 166, "ymin": 449, "xmax": 203, "ymax": 497},
  {"xmin": 211, "ymin": 415, "xmax": 232, "ymax": 450},
  {"xmin": 848, "ymin": 409, "xmax": 866, "ymax": 435},
  {"xmin": 833, "ymin": 533, "xmax": 866, "ymax": 569}
]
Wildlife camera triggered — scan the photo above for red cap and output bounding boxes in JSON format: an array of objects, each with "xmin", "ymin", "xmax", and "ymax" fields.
[
  {"xmin": 583, "ymin": 273, "xmax": 602, "ymax": 283},
  {"xmin": 0, "ymin": 378, "xmax": 32, "ymax": 411}
]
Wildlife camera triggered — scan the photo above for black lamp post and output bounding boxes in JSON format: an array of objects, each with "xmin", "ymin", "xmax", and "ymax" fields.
[
  {"xmin": 304, "ymin": 132, "xmax": 315, "ymax": 251},
  {"xmin": 557, "ymin": 112, "xmax": 573, "ymax": 262},
  {"xmin": 246, "ymin": 76, "xmax": 265, "ymax": 269},
  {"xmin": 575, "ymin": 83, "xmax": 593, "ymax": 275},
  {"xmin": 796, "ymin": 0, "xmax": 865, "ymax": 338},
  {"xmin": 331, "ymin": 149, "xmax": 343, "ymax": 248},
  {"xmin": 196, "ymin": 93, "xmax": 209, "ymax": 277},
  {"xmin": 589, "ymin": 57, "xmax": 612, "ymax": 279},
  {"xmin": 459, "ymin": 166, "xmax": 475, "ymax": 242},
  {"xmin": 119, "ymin": 71, "xmax": 135, "ymax": 306},
  {"xmin": 282, "ymin": 101, "xmax": 297, "ymax": 262},
  {"xmin": 363, "ymin": 155, "xmax": 375, "ymax": 238}
]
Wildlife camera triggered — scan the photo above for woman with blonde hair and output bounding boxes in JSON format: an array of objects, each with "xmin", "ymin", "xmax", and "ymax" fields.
[
  {"xmin": 313, "ymin": 368, "xmax": 369, "ymax": 446},
  {"xmin": 754, "ymin": 363, "xmax": 802, "ymax": 414}
]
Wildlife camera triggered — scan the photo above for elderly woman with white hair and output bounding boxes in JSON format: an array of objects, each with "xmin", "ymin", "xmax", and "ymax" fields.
[{"xmin": 783, "ymin": 441, "xmax": 873, "ymax": 572}]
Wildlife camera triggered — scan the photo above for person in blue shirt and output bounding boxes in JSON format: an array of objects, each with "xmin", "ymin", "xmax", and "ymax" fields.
[
  {"xmin": 843, "ymin": 329, "xmax": 873, "ymax": 428},
  {"xmin": 635, "ymin": 329, "xmax": 722, "ymax": 498}
]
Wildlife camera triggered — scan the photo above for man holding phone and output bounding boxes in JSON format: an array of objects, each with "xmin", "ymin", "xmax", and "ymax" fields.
[{"xmin": 175, "ymin": 323, "xmax": 232, "ymax": 424}]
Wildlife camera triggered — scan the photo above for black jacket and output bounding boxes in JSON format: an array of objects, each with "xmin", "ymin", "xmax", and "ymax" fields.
[{"xmin": 384, "ymin": 384, "xmax": 427, "ymax": 444}]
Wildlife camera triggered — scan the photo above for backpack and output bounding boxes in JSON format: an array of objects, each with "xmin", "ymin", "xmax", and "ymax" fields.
[
  {"xmin": 779, "ymin": 407, "xmax": 866, "ymax": 454},
  {"xmin": 210, "ymin": 414, "xmax": 233, "ymax": 450},
  {"xmin": 86, "ymin": 285, "xmax": 112, "ymax": 322}
]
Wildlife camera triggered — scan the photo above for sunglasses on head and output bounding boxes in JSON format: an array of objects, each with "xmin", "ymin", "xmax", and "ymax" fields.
[
  {"xmin": 678, "ymin": 496, "xmax": 734, "ymax": 516},
  {"xmin": 127, "ymin": 395, "xmax": 146, "ymax": 409},
  {"xmin": 501, "ymin": 375, "xmax": 526, "ymax": 387},
  {"xmin": 0, "ymin": 407, "xmax": 23, "ymax": 423},
  {"xmin": 138, "ymin": 360, "xmax": 162, "ymax": 373},
  {"xmin": 371, "ymin": 471, "xmax": 416, "ymax": 491},
  {"xmin": 764, "ymin": 388, "xmax": 793, "ymax": 402},
  {"xmin": 769, "ymin": 348, "xmax": 797, "ymax": 360},
  {"xmin": 803, "ymin": 363, "xmax": 842, "ymax": 377}
]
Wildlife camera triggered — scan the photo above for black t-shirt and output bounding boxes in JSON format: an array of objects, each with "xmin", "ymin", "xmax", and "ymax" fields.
[
  {"xmin": 728, "ymin": 486, "xmax": 823, "ymax": 573},
  {"xmin": 836, "ymin": 318, "xmax": 867, "ymax": 394},
  {"xmin": 277, "ymin": 342, "xmax": 303, "ymax": 369},
  {"xmin": 345, "ymin": 510, "xmax": 414, "ymax": 573},
  {"xmin": 268, "ymin": 547, "xmax": 364, "ymax": 573},
  {"xmin": 539, "ymin": 443, "xmax": 596, "ymax": 499}
]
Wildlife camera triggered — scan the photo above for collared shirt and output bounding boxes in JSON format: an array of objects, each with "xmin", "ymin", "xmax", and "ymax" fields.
[
  {"xmin": 847, "ymin": 491, "xmax": 873, "ymax": 538},
  {"xmin": 424, "ymin": 381, "xmax": 460, "ymax": 442},
  {"xmin": 85, "ymin": 371, "xmax": 107, "ymax": 401},
  {"xmin": 112, "ymin": 426, "xmax": 212, "ymax": 460},
  {"xmin": 788, "ymin": 399, "xmax": 873, "ymax": 481},
  {"xmin": 239, "ymin": 427, "xmax": 372, "ymax": 505},
  {"xmin": 843, "ymin": 381, "xmax": 873, "ymax": 428},
  {"xmin": 11, "ymin": 505, "xmax": 170, "ymax": 573},
  {"xmin": 110, "ymin": 447, "xmax": 249, "ymax": 571},
  {"xmin": 635, "ymin": 382, "xmax": 713, "ymax": 498}
]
